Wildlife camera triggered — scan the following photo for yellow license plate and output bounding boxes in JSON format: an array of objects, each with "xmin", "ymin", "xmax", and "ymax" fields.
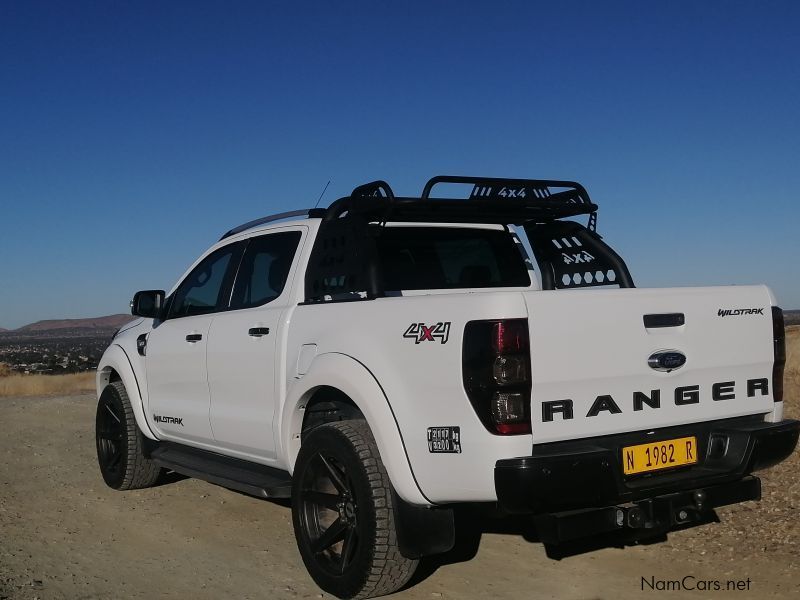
[{"xmin": 622, "ymin": 436, "xmax": 698, "ymax": 475}]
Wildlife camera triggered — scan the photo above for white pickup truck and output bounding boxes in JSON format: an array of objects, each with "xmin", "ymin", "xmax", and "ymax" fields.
[{"xmin": 95, "ymin": 176, "xmax": 798, "ymax": 599}]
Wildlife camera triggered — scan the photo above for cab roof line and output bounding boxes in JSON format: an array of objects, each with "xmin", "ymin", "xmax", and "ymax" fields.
[{"xmin": 219, "ymin": 208, "xmax": 326, "ymax": 241}]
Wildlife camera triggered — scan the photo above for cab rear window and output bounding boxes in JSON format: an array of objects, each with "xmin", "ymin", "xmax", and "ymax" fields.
[{"xmin": 376, "ymin": 227, "xmax": 530, "ymax": 291}]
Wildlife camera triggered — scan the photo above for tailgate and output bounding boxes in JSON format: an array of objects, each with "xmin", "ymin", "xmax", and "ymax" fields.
[{"xmin": 524, "ymin": 285, "xmax": 776, "ymax": 444}]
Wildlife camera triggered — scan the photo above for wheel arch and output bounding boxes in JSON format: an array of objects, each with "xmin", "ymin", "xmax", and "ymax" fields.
[
  {"xmin": 301, "ymin": 386, "xmax": 365, "ymax": 432},
  {"xmin": 279, "ymin": 352, "xmax": 431, "ymax": 506},
  {"xmin": 96, "ymin": 344, "xmax": 157, "ymax": 440}
]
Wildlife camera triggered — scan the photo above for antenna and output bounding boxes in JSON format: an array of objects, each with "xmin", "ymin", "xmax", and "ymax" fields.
[{"xmin": 314, "ymin": 180, "xmax": 331, "ymax": 209}]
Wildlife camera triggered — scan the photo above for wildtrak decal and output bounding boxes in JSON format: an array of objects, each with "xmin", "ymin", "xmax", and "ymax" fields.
[
  {"xmin": 403, "ymin": 322, "xmax": 451, "ymax": 344},
  {"xmin": 153, "ymin": 414, "xmax": 184, "ymax": 426},
  {"xmin": 717, "ymin": 308, "xmax": 764, "ymax": 317}
]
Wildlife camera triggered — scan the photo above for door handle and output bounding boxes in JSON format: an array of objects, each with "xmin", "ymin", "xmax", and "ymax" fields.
[
  {"xmin": 185, "ymin": 333, "xmax": 203, "ymax": 342},
  {"xmin": 248, "ymin": 327, "xmax": 270, "ymax": 337}
]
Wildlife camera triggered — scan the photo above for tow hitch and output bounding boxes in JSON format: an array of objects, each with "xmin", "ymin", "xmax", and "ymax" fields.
[{"xmin": 534, "ymin": 476, "xmax": 760, "ymax": 545}]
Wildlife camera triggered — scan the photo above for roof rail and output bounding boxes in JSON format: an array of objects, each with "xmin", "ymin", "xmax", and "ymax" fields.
[
  {"xmin": 219, "ymin": 208, "xmax": 326, "ymax": 241},
  {"xmin": 351, "ymin": 180, "xmax": 395, "ymax": 200},
  {"xmin": 421, "ymin": 175, "xmax": 590, "ymax": 202}
]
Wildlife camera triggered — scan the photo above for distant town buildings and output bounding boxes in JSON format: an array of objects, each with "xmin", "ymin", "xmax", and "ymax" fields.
[{"xmin": 0, "ymin": 335, "xmax": 109, "ymax": 374}]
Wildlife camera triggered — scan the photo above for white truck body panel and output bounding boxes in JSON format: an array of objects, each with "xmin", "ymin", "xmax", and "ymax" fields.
[
  {"xmin": 286, "ymin": 291, "xmax": 535, "ymax": 503},
  {"xmin": 145, "ymin": 314, "xmax": 215, "ymax": 443}
]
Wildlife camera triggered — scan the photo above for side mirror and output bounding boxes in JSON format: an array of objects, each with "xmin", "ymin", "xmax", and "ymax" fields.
[{"xmin": 131, "ymin": 290, "xmax": 166, "ymax": 319}]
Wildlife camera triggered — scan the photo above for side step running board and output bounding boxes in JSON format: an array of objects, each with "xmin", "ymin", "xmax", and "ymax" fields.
[{"xmin": 149, "ymin": 442, "xmax": 292, "ymax": 499}]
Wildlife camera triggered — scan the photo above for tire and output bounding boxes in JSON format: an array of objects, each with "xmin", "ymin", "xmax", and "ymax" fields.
[
  {"xmin": 292, "ymin": 420, "xmax": 417, "ymax": 599},
  {"xmin": 95, "ymin": 381, "xmax": 162, "ymax": 490}
]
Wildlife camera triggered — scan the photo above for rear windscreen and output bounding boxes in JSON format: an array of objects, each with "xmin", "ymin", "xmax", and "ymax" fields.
[{"xmin": 376, "ymin": 226, "xmax": 531, "ymax": 291}]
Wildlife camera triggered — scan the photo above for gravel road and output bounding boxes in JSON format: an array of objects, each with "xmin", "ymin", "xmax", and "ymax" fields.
[{"xmin": 1, "ymin": 393, "xmax": 798, "ymax": 600}]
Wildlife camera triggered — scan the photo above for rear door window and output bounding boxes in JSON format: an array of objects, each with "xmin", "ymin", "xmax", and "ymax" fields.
[{"xmin": 230, "ymin": 231, "xmax": 302, "ymax": 310}]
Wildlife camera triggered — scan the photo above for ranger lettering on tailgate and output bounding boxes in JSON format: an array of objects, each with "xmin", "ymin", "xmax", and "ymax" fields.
[{"xmin": 542, "ymin": 377, "xmax": 770, "ymax": 421}]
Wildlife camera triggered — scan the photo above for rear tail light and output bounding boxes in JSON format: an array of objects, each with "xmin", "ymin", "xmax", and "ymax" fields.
[
  {"xmin": 492, "ymin": 320, "xmax": 529, "ymax": 353},
  {"xmin": 772, "ymin": 306, "xmax": 785, "ymax": 403},
  {"xmin": 492, "ymin": 355, "xmax": 529, "ymax": 385},
  {"xmin": 492, "ymin": 392, "xmax": 530, "ymax": 434},
  {"xmin": 463, "ymin": 319, "xmax": 532, "ymax": 435}
]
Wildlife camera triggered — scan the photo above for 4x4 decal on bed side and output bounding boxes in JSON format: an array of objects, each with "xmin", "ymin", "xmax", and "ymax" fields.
[{"xmin": 403, "ymin": 322, "xmax": 451, "ymax": 344}]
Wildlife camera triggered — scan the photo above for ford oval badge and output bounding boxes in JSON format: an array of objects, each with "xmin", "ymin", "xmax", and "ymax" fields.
[{"xmin": 648, "ymin": 350, "xmax": 686, "ymax": 372}]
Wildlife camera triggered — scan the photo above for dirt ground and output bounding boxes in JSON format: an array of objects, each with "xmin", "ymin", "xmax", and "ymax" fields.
[{"xmin": 0, "ymin": 391, "xmax": 796, "ymax": 600}]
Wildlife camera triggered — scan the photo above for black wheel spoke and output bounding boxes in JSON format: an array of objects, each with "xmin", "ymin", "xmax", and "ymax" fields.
[
  {"xmin": 305, "ymin": 490, "xmax": 340, "ymax": 511},
  {"xmin": 312, "ymin": 517, "xmax": 347, "ymax": 554},
  {"xmin": 98, "ymin": 429, "xmax": 121, "ymax": 441},
  {"xmin": 340, "ymin": 526, "xmax": 357, "ymax": 573},
  {"xmin": 317, "ymin": 454, "xmax": 348, "ymax": 494},
  {"xmin": 108, "ymin": 446, "xmax": 122, "ymax": 467},
  {"xmin": 104, "ymin": 403, "xmax": 121, "ymax": 423}
]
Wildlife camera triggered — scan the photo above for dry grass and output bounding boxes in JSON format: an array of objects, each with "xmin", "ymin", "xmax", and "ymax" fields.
[
  {"xmin": 0, "ymin": 371, "xmax": 95, "ymax": 398},
  {"xmin": 785, "ymin": 325, "xmax": 800, "ymax": 414}
]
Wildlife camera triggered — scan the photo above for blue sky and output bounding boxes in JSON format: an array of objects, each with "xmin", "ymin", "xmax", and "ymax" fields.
[{"xmin": 1, "ymin": 1, "xmax": 798, "ymax": 328}]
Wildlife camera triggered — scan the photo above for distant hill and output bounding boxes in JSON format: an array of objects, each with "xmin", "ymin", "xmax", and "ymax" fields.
[
  {"xmin": 5, "ymin": 314, "xmax": 134, "ymax": 334},
  {"xmin": 785, "ymin": 310, "xmax": 800, "ymax": 326}
]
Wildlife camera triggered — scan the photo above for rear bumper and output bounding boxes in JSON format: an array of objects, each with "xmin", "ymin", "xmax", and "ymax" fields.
[
  {"xmin": 495, "ymin": 416, "xmax": 799, "ymax": 516},
  {"xmin": 533, "ymin": 476, "xmax": 761, "ymax": 546}
]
